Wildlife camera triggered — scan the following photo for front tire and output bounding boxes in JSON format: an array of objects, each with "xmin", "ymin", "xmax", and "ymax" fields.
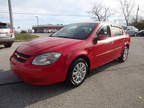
[
  {"xmin": 66, "ymin": 58, "xmax": 88, "ymax": 87},
  {"xmin": 118, "ymin": 46, "xmax": 129, "ymax": 62}
]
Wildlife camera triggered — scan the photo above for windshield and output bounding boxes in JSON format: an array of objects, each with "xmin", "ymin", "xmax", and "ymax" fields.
[{"xmin": 52, "ymin": 23, "xmax": 97, "ymax": 40}]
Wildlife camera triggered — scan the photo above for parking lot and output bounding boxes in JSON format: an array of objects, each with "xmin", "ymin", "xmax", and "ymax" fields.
[{"xmin": 0, "ymin": 37, "xmax": 144, "ymax": 108}]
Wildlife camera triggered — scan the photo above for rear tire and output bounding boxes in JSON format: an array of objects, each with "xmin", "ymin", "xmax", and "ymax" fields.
[
  {"xmin": 65, "ymin": 58, "xmax": 88, "ymax": 87},
  {"xmin": 4, "ymin": 42, "xmax": 13, "ymax": 48},
  {"xmin": 118, "ymin": 46, "xmax": 129, "ymax": 62}
]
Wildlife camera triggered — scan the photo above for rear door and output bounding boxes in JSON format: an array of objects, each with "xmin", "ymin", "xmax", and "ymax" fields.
[
  {"xmin": 92, "ymin": 25, "xmax": 114, "ymax": 67},
  {"xmin": 0, "ymin": 23, "xmax": 10, "ymax": 38},
  {"xmin": 110, "ymin": 25, "xmax": 125, "ymax": 59}
]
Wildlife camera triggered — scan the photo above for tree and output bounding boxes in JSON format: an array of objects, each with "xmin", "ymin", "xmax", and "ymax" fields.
[
  {"xmin": 131, "ymin": 19, "xmax": 144, "ymax": 30},
  {"xmin": 118, "ymin": 0, "xmax": 135, "ymax": 25},
  {"xmin": 89, "ymin": 3, "xmax": 112, "ymax": 21},
  {"xmin": 135, "ymin": 5, "xmax": 140, "ymax": 23}
]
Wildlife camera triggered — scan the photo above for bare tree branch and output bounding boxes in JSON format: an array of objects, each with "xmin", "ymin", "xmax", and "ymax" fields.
[
  {"xmin": 89, "ymin": 3, "xmax": 112, "ymax": 21},
  {"xmin": 118, "ymin": 0, "xmax": 135, "ymax": 25}
]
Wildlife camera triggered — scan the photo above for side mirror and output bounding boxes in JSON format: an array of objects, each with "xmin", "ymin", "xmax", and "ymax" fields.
[{"xmin": 97, "ymin": 34, "xmax": 107, "ymax": 40}]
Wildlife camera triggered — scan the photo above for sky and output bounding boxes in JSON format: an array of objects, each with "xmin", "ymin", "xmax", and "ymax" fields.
[{"xmin": 0, "ymin": 0, "xmax": 144, "ymax": 30}]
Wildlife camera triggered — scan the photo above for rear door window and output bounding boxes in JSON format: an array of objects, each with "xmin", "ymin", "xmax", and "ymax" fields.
[
  {"xmin": 0, "ymin": 23, "xmax": 8, "ymax": 28},
  {"xmin": 111, "ymin": 26, "xmax": 123, "ymax": 36}
]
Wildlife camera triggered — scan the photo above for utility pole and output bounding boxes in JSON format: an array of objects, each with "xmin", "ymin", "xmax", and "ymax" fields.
[
  {"xmin": 35, "ymin": 16, "xmax": 39, "ymax": 25},
  {"xmin": 8, "ymin": 0, "xmax": 14, "ymax": 30}
]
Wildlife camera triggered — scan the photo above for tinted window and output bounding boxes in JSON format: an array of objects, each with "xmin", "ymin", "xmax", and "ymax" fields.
[
  {"xmin": 52, "ymin": 23, "xmax": 97, "ymax": 40},
  {"xmin": 97, "ymin": 26, "xmax": 111, "ymax": 37},
  {"xmin": 111, "ymin": 26, "xmax": 123, "ymax": 36},
  {"xmin": 0, "ymin": 23, "xmax": 8, "ymax": 28}
]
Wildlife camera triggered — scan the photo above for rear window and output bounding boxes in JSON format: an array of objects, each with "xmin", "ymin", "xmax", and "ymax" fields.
[{"xmin": 0, "ymin": 23, "xmax": 8, "ymax": 28}]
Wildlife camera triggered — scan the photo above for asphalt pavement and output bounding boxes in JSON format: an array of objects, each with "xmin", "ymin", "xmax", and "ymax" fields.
[{"xmin": 0, "ymin": 36, "xmax": 144, "ymax": 108}]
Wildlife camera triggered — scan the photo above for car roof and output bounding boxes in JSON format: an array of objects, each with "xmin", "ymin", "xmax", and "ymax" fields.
[{"xmin": 73, "ymin": 21, "xmax": 121, "ymax": 27}]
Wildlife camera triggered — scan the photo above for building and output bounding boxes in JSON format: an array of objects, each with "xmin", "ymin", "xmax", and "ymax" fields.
[{"xmin": 32, "ymin": 24, "xmax": 65, "ymax": 33}]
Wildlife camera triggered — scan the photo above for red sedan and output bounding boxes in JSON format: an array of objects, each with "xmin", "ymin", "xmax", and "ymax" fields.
[{"xmin": 10, "ymin": 22, "xmax": 130, "ymax": 87}]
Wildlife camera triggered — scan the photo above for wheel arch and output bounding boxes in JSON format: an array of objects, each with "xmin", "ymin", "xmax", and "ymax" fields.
[
  {"xmin": 72, "ymin": 55, "xmax": 91, "ymax": 70},
  {"xmin": 65, "ymin": 54, "xmax": 91, "ymax": 85},
  {"xmin": 65, "ymin": 54, "xmax": 91, "ymax": 78}
]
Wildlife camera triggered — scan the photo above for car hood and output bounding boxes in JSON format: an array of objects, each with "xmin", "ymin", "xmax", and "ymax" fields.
[{"xmin": 16, "ymin": 37, "xmax": 82, "ymax": 55}]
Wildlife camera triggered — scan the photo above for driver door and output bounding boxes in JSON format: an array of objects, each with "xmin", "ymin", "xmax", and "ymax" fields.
[{"xmin": 92, "ymin": 25, "xmax": 114, "ymax": 68}]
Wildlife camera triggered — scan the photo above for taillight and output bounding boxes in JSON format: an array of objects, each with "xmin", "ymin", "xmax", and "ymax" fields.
[{"xmin": 10, "ymin": 30, "xmax": 14, "ymax": 34}]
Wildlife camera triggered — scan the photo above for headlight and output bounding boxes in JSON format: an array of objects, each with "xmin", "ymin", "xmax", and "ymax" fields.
[{"xmin": 32, "ymin": 52, "xmax": 61, "ymax": 65}]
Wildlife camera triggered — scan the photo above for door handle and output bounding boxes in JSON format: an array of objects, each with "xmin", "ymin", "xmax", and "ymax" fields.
[{"xmin": 111, "ymin": 41, "xmax": 114, "ymax": 45}]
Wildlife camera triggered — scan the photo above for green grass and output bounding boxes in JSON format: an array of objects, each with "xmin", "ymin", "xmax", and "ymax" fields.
[{"xmin": 15, "ymin": 33, "xmax": 39, "ymax": 41}]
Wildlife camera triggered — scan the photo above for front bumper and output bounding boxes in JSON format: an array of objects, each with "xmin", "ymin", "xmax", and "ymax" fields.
[{"xmin": 10, "ymin": 54, "xmax": 67, "ymax": 85}]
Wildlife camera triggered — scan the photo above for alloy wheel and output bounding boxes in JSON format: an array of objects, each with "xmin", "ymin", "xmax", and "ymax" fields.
[{"xmin": 71, "ymin": 62, "xmax": 87, "ymax": 85}]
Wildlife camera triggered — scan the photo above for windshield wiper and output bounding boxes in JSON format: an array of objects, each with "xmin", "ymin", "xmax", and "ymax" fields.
[
  {"xmin": 53, "ymin": 36, "xmax": 70, "ymax": 38},
  {"xmin": 53, "ymin": 36, "xmax": 82, "ymax": 40}
]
